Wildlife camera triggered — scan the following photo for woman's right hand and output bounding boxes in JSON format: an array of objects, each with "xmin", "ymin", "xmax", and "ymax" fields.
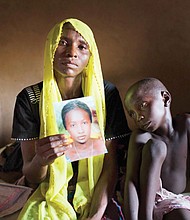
[
  {"xmin": 21, "ymin": 134, "xmax": 73, "ymax": 185},
  {"xmin": 35, "ymin": 134, "xmax": 73, "ymax": 166}
]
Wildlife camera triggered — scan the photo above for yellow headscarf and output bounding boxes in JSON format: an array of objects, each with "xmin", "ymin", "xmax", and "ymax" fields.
[{"xmin": 18, "ymin": 18, "xmax": 106, "ymax": 220}]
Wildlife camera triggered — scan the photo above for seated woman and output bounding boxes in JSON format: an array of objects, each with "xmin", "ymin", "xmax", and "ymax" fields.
[{"xmin": 11, "ymin": 18, "xmax": 130, "ymax": 219}]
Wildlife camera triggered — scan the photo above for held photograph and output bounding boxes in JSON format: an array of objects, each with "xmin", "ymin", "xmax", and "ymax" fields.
[{"xmin": 54, "ymin": 96, "xmax": 107, "ymax": 162}]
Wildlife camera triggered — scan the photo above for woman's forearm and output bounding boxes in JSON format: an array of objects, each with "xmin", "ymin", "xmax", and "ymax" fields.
[{"xmin": 23, "ymin": 154, "xmax": 48, "ymax": 184}]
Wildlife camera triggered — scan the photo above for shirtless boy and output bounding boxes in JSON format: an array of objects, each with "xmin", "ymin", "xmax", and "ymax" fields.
[{"xmin": 123, "ymin": 78, "xmax": 190, "ymax": 220}]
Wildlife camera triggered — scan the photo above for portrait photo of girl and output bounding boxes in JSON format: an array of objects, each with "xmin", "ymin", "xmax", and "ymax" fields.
[{"xmin": 54, "ymin": 96, "xmax": 107, "ymax": 162}]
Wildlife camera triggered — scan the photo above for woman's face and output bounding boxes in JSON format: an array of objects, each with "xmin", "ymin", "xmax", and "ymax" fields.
[
  {"xmin": 53, "ymin": 23, "xmax": 90, "ymax": 78},
  {"xmin": 65, "ymin": 108, "xmax": 91, "ymax": 144}
]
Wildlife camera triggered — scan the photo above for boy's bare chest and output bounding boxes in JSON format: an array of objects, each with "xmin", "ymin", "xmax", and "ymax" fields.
[
  {"xmin": 163, "ymin": 139, "xmax": 187, "ymax": 170},
  {"xmin": 160, "ymin": 133, "xmax": 188, "ymax": 193}
]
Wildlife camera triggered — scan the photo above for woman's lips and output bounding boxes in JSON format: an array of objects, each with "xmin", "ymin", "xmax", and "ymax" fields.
[{"xmin": 62, "ymin": 60, "xmax": 78, "ymax": 67}]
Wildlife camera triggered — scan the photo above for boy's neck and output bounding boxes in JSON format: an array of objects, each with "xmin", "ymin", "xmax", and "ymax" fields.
[{"xmin": 155, "ymin": 110, "xmax": 174, "ymax": 138}]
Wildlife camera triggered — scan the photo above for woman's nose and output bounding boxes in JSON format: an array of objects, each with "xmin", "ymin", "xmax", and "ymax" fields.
[{"xmin": 66, "ymin": 45, "xmax": 77, "ymax": 58}]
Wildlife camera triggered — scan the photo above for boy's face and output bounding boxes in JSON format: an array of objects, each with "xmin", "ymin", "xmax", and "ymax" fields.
[
  {"xmin": 65, "ymin": 108, "xmax": 91, "ymax": 144},
  {"xmin": 125, "ymin": 88, "xmax": 166, "ymax": 132}
]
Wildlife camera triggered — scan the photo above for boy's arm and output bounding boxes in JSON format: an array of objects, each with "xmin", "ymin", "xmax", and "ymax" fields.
[
  {"xmin": 138, "ymin": 138, "xmax": 166, "ymax": 220},
  {"xmin": 186, "ymin": 114, "xmax": 190, "ymax": 191},
  {"xmin": 87, "ymin": 139, "xmax": 118, "ymax": 219},
  {"xmin": 123, "ymin": 131, "xmax": 142, "ymax": 220},
  {"xmin": 124, "ymin": 130, "xmax": 167, "ymax": 220}
]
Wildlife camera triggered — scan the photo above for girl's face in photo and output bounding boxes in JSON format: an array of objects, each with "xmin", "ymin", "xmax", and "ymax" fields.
[{"xmin": 65, "ymin": 108, "xmax": 91, "ymax": 144}]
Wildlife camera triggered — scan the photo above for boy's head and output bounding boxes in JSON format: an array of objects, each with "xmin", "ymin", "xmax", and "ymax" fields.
[{"xmin": 124, "ymin": 78, "xmax": 171, "ymax": 132}]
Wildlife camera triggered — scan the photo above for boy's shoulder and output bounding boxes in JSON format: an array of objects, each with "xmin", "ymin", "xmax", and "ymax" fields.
[
  {"xmin": 175, "ymin": 112, "xmax": 190, "ymax": 122},
  {"xmin": 174, "ymin": 112, "xmax": 190, "ymax": 131},
  {"xmin": 130, "ymin": 129, "xmax": 153, "ymax": 144}
]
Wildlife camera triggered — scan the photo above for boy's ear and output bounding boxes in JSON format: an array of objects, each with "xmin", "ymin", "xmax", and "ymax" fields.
[{"xmin": 161, "ymin": 91, "xmax": 171, "ymax": 107}]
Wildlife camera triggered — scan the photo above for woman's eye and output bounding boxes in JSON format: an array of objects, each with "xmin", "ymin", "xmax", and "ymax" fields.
[
  {"xmin": 59, "ymin": 39, "xmax": 67, "ymax": 46},
  {"xmin": 78, "ymin": 44, "xmax": 88, "ymax": 50}
]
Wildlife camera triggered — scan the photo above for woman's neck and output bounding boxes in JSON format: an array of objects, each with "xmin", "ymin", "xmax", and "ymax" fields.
[{"xmin": 54, "ymin": 72, "xmax": 83, "ymax": 100}]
